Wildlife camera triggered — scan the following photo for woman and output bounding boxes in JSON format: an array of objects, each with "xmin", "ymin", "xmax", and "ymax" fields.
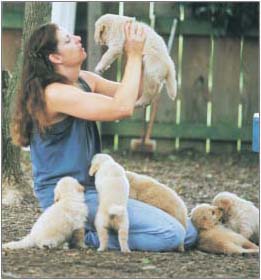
[{"xmin": 11, "ymin": 22, "xmax": 197, "ymax": 251}]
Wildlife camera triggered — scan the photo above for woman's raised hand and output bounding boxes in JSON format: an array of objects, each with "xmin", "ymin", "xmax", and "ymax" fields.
[{"xmin": 124, "ymin": 22, "xmax": 146, "ymax": 58}]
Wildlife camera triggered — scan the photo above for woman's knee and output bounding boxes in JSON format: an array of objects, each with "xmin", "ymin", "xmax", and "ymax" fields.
[
  {"xmin": 136, "ymin": 225, "xmax": 185, "ymax": 252},
  {"xmin": 129, "ymin": 221, "xmax": 186, "ymax": 252}
]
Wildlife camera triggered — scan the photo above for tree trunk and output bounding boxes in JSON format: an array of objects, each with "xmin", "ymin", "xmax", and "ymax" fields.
[
  {"xmin": 87, "ymin": 2, "xmax": 102, "ymax": 71},
  {"xmin": 3, "ymin": 2, "xmax": 52, "ymax": 205}
]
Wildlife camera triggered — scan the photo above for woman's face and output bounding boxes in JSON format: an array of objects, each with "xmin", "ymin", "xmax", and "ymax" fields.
[{"xmin": 55, "ymin": 27, "xmax": 87, "ymax": 66}]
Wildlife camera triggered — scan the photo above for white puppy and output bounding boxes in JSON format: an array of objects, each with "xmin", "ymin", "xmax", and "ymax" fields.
[
  {"xmin": 94, "ymin": 14, "xmax": 177, "ymax": 106},
  {"xmin": 212, "ymin": 192, "xmax": 259, "ymax": 244},
  {"xmin": 89, "ymin": 153, "xmax": 130, "ymax": 253},
  {"xmin": 3, "ymin": 177, "xmax": 88, "ymax": 250},
  {"xmin": 191, "ymin": 203, "xmax": 259, "ymax": 255}
]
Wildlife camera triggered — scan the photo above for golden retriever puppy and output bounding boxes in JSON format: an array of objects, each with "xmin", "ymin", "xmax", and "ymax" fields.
[
  {"xmin": 126, "ymin": 171, "xmax": 187, "ymax": 252},
  {"xmin": 212, "ymin": 191, "xmax": 259, "ymax": 244},
  {"xmin": 94, "ymin": 14, "xmax": 177, "ymax": 106},
  {"xmin": 190, "ymin": 203, "xmax": 259, "ymax": 255},
  {"xmin": 3, "ymin": 177, "xmax": 88, "ymax": 250},
  {"xmin": 89, "ymin": 153, "xmax": 130, "ymax": 253}
]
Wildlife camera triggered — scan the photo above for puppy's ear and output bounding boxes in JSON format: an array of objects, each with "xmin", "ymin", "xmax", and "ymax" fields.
[
  {"xmin": 54, "ymin": 189, "xmax": 61, "ymax": 203},
  {"xmin": 77, "ymin": 183, "xmax": 85, "ymax": 193},
  {"xmin": 89, "ymin": 163, "xmax": 98, "ymax": 176},
  {"xmin": 99, "ymin": 25, "xmax": 107, "ymax": 43},
  {"xmin": 220, "ymin": 198, "xmax": 232, "ymax": 211},
  {"xmin": 94, "ymin": 24, "xmax": 106, "ymax": 44}
]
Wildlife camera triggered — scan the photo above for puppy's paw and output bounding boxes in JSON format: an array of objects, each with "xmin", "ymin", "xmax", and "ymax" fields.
[
  {"xmin": 94, "ymin": 64, "xmax": 104, "ymax": 75},
  {"xmin": 177, "ymin": 243, "xmax": 185, "ymax": 252},
  {"xmin": 121, "ymin": 247, "xmax": 131, "ymax": 253},
  {"xmin": 97, "ymin": 246, "xmax": 106, "ymax": 252}
]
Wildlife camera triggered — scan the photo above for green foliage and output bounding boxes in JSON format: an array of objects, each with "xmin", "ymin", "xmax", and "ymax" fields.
[{"xmin": 189, "ymin": 2, "xmax": 259, "ymax": 35}]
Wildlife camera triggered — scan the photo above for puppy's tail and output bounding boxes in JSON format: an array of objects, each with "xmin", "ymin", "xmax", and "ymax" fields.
[
  {"xmin": 3, "ymin": 235, "xmax": 34, "ymax": 250},
  {"xmin": 108, "ymin": 204, "xmax": 125, "ymax": 218},
  {"xmin": 165, "ymin": 59, "xmax": 177, "ymax": 101}
]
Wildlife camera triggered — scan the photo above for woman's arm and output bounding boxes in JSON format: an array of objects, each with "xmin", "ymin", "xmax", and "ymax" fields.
[
  {"xmin": 45, "ymin": 23, "xmax": 145, "ymax": 121},
  {"xmin": 80, "ymin": 63, "xmax": 143, "ymax": 100},
  {"xmin": 80, "ymin": 70, "xmax": 120, "ymax": 98}
]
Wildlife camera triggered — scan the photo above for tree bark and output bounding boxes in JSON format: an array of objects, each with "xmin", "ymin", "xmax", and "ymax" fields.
[
  {"xmin": 3, "ymin": 2, "xmax": 52, "ymax": 205},
  {"xmin": 87, "ymin": 2, "xmax": 102, "ymax": 71}
]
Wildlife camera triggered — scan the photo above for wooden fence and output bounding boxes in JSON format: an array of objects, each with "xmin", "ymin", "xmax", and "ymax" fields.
[{"xmin": 86, "ymin": 2, "xmax": 259, "ymax": 154}]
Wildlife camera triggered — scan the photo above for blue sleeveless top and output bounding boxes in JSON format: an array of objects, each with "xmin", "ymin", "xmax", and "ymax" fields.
[{"xmin": 30, "ymin": 77, "xmax": 101, "ymax": 193}]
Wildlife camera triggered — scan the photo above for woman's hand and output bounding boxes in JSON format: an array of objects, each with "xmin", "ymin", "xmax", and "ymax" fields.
[{"xmin": 124, "ymin": 22, "xmax": 146, "ymax": 58}]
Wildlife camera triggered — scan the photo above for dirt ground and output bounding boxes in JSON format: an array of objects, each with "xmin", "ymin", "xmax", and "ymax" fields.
[{"xmin": 2, "ymin": 150, "xmax": 260, "ymax": 279}]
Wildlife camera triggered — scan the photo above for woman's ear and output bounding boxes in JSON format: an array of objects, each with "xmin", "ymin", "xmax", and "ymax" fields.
[{"xmin": 49, "ymin": 53, "xmax": 62, "ymax": 64}]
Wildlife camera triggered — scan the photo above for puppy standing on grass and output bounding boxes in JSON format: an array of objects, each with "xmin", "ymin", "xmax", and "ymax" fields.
[
  {"xmin": 94, "ymin": 14, "xmax": 177, "ymax": 107},
  {"xmin": 190, "ymin": 203, "xmax": 259, "ymax": 255},
  {"xmin": 3, "ymin": 177, "xmax": 88, "ymax": 250},
  {"xmin": 89, "ymin": 153, "xmax": 131, "ymax": 253},
  {"xmin": 212, "ymin": 191, "xmax": 259, "ymax": 244}
]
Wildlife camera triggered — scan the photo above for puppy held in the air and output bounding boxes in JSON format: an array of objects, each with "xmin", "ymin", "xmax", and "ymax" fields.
[
  {"xmin": 3, "ymin": 177, "xmax": 88, "ymax": 250},
  {"xmin": 94, "ymin": 14, "xmax": 177, "ymax": 106},
  {"xmin": 126, "ymin": 171, "xmax": 187, "ymax": 252},
  {"xmin": 190, "ymin": 203, "xmax": 259, "ymax": 255},
  {"xmin": 212, "ymin": 191, "xmax": 259, "ymax": 244},
  {"xmin": 89, "ymin": 153, "xmax": 130, "ymax": 253}
]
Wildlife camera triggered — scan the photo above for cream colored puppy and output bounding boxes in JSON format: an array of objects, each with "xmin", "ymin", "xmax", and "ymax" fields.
[
  {"xmin": 212, "ymin": 191, "xmax": 259, "ymax": 244},
  {"xmin": 191, "ymin": 203, "xmax": 259, "ymax": 255},
  {"xmin": 94, "ymin": 14, "xmax": 177, "ymax": 106},
  {"xmin": 126, "ymin": 171, "xmax": 187, "ymax": 252},
  {"xmin": 89, "ymin": 153, "xmax": 130, "ymax": 253},
  {"xmin": 3, "ymin": 177, "xmax": 88, "ymax": 250}
]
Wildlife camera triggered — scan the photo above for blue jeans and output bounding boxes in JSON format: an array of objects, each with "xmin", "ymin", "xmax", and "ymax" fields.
[{"xmin": 35, "ymin": 186, "xmax": 198, "ymax": 252}]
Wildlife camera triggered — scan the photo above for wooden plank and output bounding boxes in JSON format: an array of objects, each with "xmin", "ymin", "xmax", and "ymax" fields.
[
  {"xmin": 124, "ymin": 2, "xmax": 150, "ymax": 20},
  {"xmin": 180, "ymin": 36, "xmax": 210, "ymax": 124},
  {"xmin": 2, "ymin": 30, "xmax": 22, "ymax": 71},
  {"xmin": 241, "ymin": 38, "xmax": 259, "ymax": 126},
  {"xmin": 2, "ymin": 10, "xmax": 24, "ymax": 29},
  {"xmin": 101, "ymin": 121, "xmax": 252, "ymax": 141},
  {"xmin": 154, "ymin": 2, "xmax": 180, "ymax": 18},
  {"xmin": 212, "ymin": 37, "xmax": 241, "ymax": 129},
  {"xmin": 156, "ymin": 33, "xmax": 179, "ymax": 123},
  {"xmin": 155, "ymin": 18, "xmax": 258, "ymax": 37},
  {"xmin": 101, "ymin": 136, "xmax": 254, "ymax": 154},
  {"xmin": 2, "ymin": 2, "xmax": 25, "ymax": 29},
  {"xmin": 102, "ymin": 2, "xmax": 119, "ymax": 14}
]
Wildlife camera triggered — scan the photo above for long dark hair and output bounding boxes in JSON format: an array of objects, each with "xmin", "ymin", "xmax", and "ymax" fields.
[{"xmin": 11, "ymin": 23, "xmax": 69, "ymax": 147}]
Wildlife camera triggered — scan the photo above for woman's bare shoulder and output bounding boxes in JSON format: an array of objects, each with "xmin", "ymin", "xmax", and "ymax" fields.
[{"xmin": 79, "ymin": 70, "xmax": 97, "ymax": 92}]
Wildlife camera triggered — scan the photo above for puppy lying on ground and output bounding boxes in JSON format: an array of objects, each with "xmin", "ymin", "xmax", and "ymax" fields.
[
  {"xmin": 94, "ymin": 14, "xmax": 177, "ymax": 106},
  {"xmin": 3, "ymin": 177, "xmax": 88, "ymax": 250},
  {"xmin": 190, "ymin": 203, "xmax": 259, "ymax": 255},
  {"xmin": 212, "ymin": 191, "xmax": 259, "ymax": 244},
  {"xmin": 89, "ymin": 153, "xmax": 130, "ymax": 253},
  {"xmin": 126, "ymin": 171, "xmax": 187, "ymax": 252}
]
